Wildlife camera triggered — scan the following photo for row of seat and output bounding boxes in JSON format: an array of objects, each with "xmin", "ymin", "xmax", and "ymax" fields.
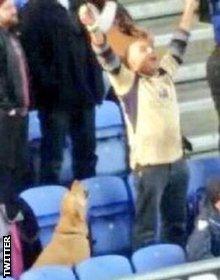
[
  {"xmin": 2, "ymin": 245, "xmax": 218, "ymax": 280},
  {"xmin": 9, "ymin": 244, "xmax": 186, "ymax": 280},
  {"xmin": 2, "ymin": 272, "xmax": 218, "ymax": 280},
  {"xmin": 20, "ymin": 176, "xmax": 134, "ymax": 254},
  {"xmin": 20, "ymin": 151, "xmax": 220, "ymax": 255}
]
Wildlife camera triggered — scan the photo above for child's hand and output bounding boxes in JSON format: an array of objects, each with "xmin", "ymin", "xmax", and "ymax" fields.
[
  {"xmin": 184, "ymin": 0, "xmax": 199, "ymax": 13},
  {"xmin": 78, "ymin": 4, "xmax": 98, "ymax": 27},
  {"xmin": 179, "ymin": 0, "xmax": 199, "ymax": 31}
]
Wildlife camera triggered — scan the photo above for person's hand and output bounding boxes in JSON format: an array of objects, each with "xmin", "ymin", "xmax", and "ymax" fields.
[
  {"xmin": 78, "ymin": 4, "xmax": 98, "ymax": 27},
  {"xmin": 184, "ymin": 0, "xmax": 199, "ymax": 13},
  {"xmin": 179, "ymin": 0, "xmax": 199, "ymax": 31},
  {"xmin": 79, "ymin": 3, "xmax": 106, "ymax": 46}
]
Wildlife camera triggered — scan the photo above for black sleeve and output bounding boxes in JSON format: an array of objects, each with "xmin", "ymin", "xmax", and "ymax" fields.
[{"xmin": 169, "ymin": 28, "xmax": 190, "ymax": 64}]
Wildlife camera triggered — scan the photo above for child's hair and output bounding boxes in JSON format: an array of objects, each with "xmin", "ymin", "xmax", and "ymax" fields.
[{"xmin": 207, "ymin": 179, "xmax": 220, "ymax": 205}]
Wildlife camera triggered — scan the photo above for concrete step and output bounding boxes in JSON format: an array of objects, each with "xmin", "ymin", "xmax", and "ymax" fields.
[
  {"xmin": 191, "ymin": 149, "xmax": 219, "ymax": 159},
  {"xmin": 139, "ymin": 16, "xmax": 213, "ymax": 38},
  {"xmin": 181, "ymin": 104, "xmax": 218, "ymax": 138},
  {"xmin": 119, "ymin": 0, "xmax": 141, "ymax": 5},
  {"xmin": 177, "ymin": 80, "xmax": 211, "ymax": 103},
  {"xmin": 175, "ymin": 62, "xmax": 206, "ymax": 83},
  {"xmin": 124, "ymin": 0, "xmax": 183, "ymax": 20},
  {"xmin": 177, "ymin": 81, "xmax": 218, "ymax": 152},
  {"xmin": 184, "ymin": 39, "xmax": 214, "ymax": 64},
  {"xmin": 177, "ymin": 80, "xmax": 218, "ymax": 153},
  {"xmin": 156, "ymin": 38, "xmax": 214, "ymax": 65},
  {"xmin": 156, "ymin": 26, "xmax": 213, "ymax": 48},
  {"xmin": 188, "ymin": 133, "xmax": 219, "ymax": 154}
]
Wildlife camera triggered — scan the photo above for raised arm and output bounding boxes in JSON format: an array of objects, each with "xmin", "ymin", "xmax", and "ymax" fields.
[
  {"xmin": 179, "ymin": 0, "xmax": 199, "ymax": 32},
  {"xmin": 78, "ymin": 4, "xmax": 135, "ymax": 96},
  {"xmin": 79, "ymin": 4, "xmax": 121, "ymax": 72},
  {"xmin": 160, "ymin": 0, "xmax": 199, "ymax": 76}
]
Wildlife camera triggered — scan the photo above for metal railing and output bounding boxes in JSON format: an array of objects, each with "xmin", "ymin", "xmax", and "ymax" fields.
[{"xmin": 119, "ymin": 258, "xmax": 220, "ymax": 280}]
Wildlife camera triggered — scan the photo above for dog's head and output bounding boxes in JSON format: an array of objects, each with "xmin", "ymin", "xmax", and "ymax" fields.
[
  {"xmin": 57, "ymin": 181, "xmax": 88, "ymax": 233},
  {"xmin": 62, "ymin": 180, "xmax": 87, "ymax": 221}
]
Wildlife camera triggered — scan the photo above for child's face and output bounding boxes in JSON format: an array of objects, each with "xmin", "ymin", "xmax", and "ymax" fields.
[{"xmin": 127, "ymin": 39, "xmax": 159, "ymax": 76}]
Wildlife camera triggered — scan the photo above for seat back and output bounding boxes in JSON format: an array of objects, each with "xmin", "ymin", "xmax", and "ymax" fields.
[
  {"xmin": 202, "ymin": 157, "xmax": 220, "ymax": 182},
  {"xmin": 132, "ymin": 244, "xmax": 186, "ymax": 273},
  {"xmin": 187, "ymin": 159, "xmax": 206, "ymax": 201},
  {"xmin": 187, "ymin": 157, "xmax": 220, "ymax": 234},
  {"xmin": 96, "ymin": 137, "xmax": 128, "ymax": 176},
  {"xmin": 15, "ymin": 0, "xmax": 28, "ymax": 8},
  {"xmin": 127, "ymin": 173, "xmax": 138, "ymax": 205},
  {"xmin": 96, "ymin": 101, "xmax": 123, "ymax": 135},
  {"xmin": 20, "ymin": 186, "xmax": 67, "ymax": 247},
  {"xmin": 75, "ymin": 255, "xmax": 133, "ymax": 280},
  {"xmin": 95, "ymin": 101, "xmax": 127, "ymax": 176},
  {"xmin": 187, "ymin": 159, "xmax": 206, "ymax": 233},
  {"xmin": 20, "ymin": 266, "xmax": 76, "ymax": 280},
  {"xmin": 83, "ymin": 177, "xmax": 134, "ymax": 255}
]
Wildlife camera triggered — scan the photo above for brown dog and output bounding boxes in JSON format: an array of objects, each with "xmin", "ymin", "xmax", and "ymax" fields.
[{"xmin": 34, "ymin": 181, "xmax": 90, "ymax": 267}]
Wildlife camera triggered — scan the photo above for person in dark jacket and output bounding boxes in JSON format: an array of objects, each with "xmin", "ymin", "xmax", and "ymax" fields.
[
  {"xmin": 199, "ymin": 0, "xmax": 220, "ymax": 150},
  {"xmin": 0, "ymin": 0, "xmax": 29, "ymax": 220},
  {"xmin": 187, "ymin": 179, "xmax": 220, "ymax": 261},
  {"xmin": 19, "ymin": 0, "xmax": 104, "ymax": 184}
]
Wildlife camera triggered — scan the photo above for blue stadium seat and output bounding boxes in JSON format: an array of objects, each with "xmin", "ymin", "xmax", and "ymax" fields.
[
  {"xmin": 15, "ymin": 0, "xmax": 28, "ymax": 9},
  {"xmin": 132, "ymin": 244, "xmax": 186, "ymax": 273},
  {"xmin": 186, "ymin": 159, "xmax": 206, "ymax": 233},
  {"xmin": 187, "ymin": 157, "xmax": 220, "ymax": 234},
  {"xmin": 20, "ymin": 266, "xmax": 76, "ymax": 280},
  {"xmin": 127, "ymin": 173, "xmax": 137, "ymax": 205},
  {"xmin": 83, "ymin": 177, "xmax": 134, "ymax": 256},
  {"xmin": 28, "ymin": 111, "xmax": 41, "ymax": 142},
  {"xmin": 75, "ymin": 255, "xmax": 133, "ymax": 280},
  {"xmin": 201, "ymin": 157, "xmax": 220, "ymax": 181},
  {"xmin": 95, "ymin": 101, "xmax": 128, "ymax": 176},
  {"xmin": 187, "ymin": 159, "xmax": 206, "ymax": 203},
  {"xmin": 187, "ymin": 157, "xmax": 220, "ymax": 205},
  {"xmin": 95, "ymin": 101, "xmax": 124, "ymax": 139},
  {"xmin": 20, "ymin": 185, "xmax": 67, "ymax": 247},
  {"xmin": 96, "ymin": 137, "xmax": 127, "ymax": 176}
]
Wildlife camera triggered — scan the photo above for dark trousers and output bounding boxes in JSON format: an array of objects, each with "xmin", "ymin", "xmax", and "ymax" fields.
[
  {"xmin": 133, "ymin": 159, "xmax": 189, "ymax": 251},
  {"xmin": 38, "ymin": 106, "xmax": 97, "ymax": 184},
  {"xmin": 207, "ymin": 47, "xmax": 220, "ymax": 149},
  {"xmin": 0, "ymin": 109, "xmax": 28, "ymax": 219}
]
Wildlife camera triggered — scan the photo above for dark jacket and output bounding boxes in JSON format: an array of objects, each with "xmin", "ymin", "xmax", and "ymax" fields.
[
  {"xmin": 19, "ymin": 0, "xmax": 104, "ymax": 111},
  {"xmin": 0, "ymin": 28, "xmax": 28, "ymax": 111},
  {"xmin": 187, "ymin": 204, "xmax": 220, "ymax": 262}
]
